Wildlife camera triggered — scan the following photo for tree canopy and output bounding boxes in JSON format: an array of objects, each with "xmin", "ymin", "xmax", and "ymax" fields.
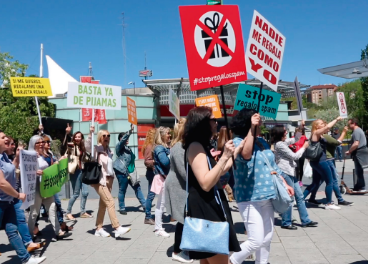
[{"xmin": 0, "ymin": 52, "xmax": 55, "ymax": 143}]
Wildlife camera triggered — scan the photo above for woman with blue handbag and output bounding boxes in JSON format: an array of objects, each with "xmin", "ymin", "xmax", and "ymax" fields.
[
  {"xmin": 182, "ymin": 107, "xmax": 242, "ymax": 264},
  {"xmin": 229, "ymin": 109, "xmax": 294, "ymax": 264}
]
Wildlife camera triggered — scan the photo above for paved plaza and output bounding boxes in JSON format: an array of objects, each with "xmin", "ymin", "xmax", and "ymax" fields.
[{"xmin": 1, "ymin": 160, "xmax": 368, "ymax": 264}]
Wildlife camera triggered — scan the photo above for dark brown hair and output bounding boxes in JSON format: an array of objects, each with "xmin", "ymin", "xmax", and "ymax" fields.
[
  {"xmin": 217, "ymin": 126, "xmax": 233, "ymax": 154},
  {"xmin": 349, "ymin": 118, "xmax": 359, "ymax": 126},
  {"xmin": 182, "ymin": 107, "xmax": 213, "ymax": 149},
  {"xmin": 72, "ymin": 131, "xmax": 86, "ymax": 153}
]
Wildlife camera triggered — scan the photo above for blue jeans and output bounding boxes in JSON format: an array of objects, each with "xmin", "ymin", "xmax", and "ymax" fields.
[
  {"xmin": 335, "ymin": 145, "xmax": 343, "ymax": 161},
  {"xmin": 0, "ymin": 201, "xmax": 30, "ymax": 263},
  {"xmin": 281, "ymin": 173, "xmax": 311, "ymax": 226},
  {"xmin": 326, "ymin": 160, "xmax": 345, "ymax": 203},
  {"xmin": 67, "ymin": 169, "xmax": 89, "ymax": 214},
  {"xmin": 145, "ymin": 169, "xmax": 156, "ymax": 219},
  {"xmin": 304, "ymin": 160, "xmax": 334, "ymax": 204},
  {"xmin": 54, "ymin": 193, "xmax": 64, "ymax": 223},
  {"xmin": 115, "ymin": 170, "xmax": 146, "ymax": 211},
  {"xmin": 14, "ymin": 199, "xmax": 33, "ymax": 247}
]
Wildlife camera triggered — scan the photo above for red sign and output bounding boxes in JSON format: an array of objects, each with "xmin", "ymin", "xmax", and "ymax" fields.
[
  {"xmin": 160, "ymin": 104, "xmax": 235, "ymax": 117},
  {"xmin": 137, "ymin": 124, "xmax": 155, "ymax": 159},
  {"xmin": 179, "ymin": 5, "xmax": 247, "ymax": 91},
  {"xmin": 80, "ymin": 78, "xmax": 106, "ymax": 124}
]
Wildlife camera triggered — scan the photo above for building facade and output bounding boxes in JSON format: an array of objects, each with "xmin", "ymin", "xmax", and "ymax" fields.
[{"xmin": 307, "ymin": 84, "xmax": 337, "ymax": 105}]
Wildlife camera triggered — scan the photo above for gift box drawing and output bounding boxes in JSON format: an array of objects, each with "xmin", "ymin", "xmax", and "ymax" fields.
[{"xmin": 201, "ymin": 12, "xmax": 229, "ymax": 59}]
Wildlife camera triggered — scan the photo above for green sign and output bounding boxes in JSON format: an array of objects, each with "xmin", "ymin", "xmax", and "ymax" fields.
[
  {"xmin": 207, "ymin": 0, "xmax": 222, "ymax": 5},
  {"xmin": 234, "ymin": 84, "xmax": 281, "ymax": 119},
  {"xmin": 40, "ymin": 158, "xmax": 68, "ymax": 198}
]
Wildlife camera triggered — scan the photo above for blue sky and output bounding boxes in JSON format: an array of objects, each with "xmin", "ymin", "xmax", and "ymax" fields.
[{"xmin": 1, "ymin": 0, "xmax": 367, "ymax": 89}]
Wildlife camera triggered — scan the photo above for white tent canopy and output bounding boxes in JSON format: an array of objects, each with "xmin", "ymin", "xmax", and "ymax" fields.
[{"xmin": 46, "ymin": 55, "xmax": 77, "ymax": 97}]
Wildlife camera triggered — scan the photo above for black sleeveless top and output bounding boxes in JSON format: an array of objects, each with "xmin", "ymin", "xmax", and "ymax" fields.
[{"xmin": 185, "ymin": 143, "xmax": 240, "ymax": 259}]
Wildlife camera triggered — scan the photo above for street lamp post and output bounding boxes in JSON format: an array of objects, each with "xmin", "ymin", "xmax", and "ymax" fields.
[{"xmin": 128, "ymin": 81, "xmax": 136, "ymax": 94}]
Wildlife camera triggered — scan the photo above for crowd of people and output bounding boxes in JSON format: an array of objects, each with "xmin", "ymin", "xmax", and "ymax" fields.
[{"xmin": 0, "ymin": 108, "xmax": 366, "ymax": 264}]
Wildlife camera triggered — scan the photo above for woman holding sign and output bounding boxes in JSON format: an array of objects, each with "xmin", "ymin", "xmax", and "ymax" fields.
[
  {"xmin": 0, "ymin": 131, "xmax": 47, "ymax": 264},
  {"xmin": 86, "ymin": 126, "xmax": 131, "ymax": 238},
  {"xmin": 229, "ymin": 109, "xmax": 294, "ymax": 264},
  {"xmin": 27, "ymin": 135, "xmax": 72, "ymax": 240},
  {"xmin": 113, "ymin": 123, "xmax": 146, "ymax": 215},
  {"xmin": 182, "ymin": 107, "xmax": 241, "ymax": 263},
  {"xmin": 4, "ymin": 136, "xmax": 46, "ymax": 252},
  {"xmin": 64, "ymin": 124, "xmax": 92, "ymax": 220}
]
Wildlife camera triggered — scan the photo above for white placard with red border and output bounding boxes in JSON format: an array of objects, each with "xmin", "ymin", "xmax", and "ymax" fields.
[
  {"xmin": 245, "ymin": 10, "xmax": 286, "ymax": 91},
  {"xmin": 179, "ymin": 5, "xmax": 247, "ymax": 91},
  {"xmin": 336, "ymin": 92, "xmax": 348, "ymax": 118}
]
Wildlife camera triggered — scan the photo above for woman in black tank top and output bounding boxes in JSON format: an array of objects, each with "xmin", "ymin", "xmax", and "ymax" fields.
[
  {"xmin": 303, "ymin": 117, "xmax": 344, "ymax": 210},
  {"xmin": 182, "ymin": 107, "xmax": 242, "ymax": 263}
]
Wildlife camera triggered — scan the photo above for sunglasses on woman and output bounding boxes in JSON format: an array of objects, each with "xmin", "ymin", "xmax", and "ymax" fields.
[
  {"xmin": 35, "ymin": 141, "xmax": 45, "ymax": 145},
  {"xmin": 103, "ymin": 135, "xmax": 111, "ymax": 138}
]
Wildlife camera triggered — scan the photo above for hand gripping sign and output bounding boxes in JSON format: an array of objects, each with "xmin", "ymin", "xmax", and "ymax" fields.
[
  {"xmin": 245, "ymin": 10, "xmax": 286, "ymax": 91},
  {"xmin": 179, "ymin": 5, "xmax": 247, "ymax": 91},
  {"xmin": 336, "ymin": 92, "xmax": 348, "ymax": 118}
]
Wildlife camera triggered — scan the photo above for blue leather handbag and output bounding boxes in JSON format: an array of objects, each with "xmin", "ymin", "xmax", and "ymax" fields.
[
  {"xmin": 180, "ymin": 156, "xmax": 230, "ymax": 255},
  {"xmin": 261, "ymin": 152, "xmax": 293, "ymax": 214}
]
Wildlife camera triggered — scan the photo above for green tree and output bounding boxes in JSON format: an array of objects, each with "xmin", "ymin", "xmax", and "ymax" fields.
[
  {"xmin": 360, "ymin": 44, "xmax": 368, "ymax": 128},
  {"xmin": 0, "ymin": 52, "xmax": 55, "ymax": 143}
]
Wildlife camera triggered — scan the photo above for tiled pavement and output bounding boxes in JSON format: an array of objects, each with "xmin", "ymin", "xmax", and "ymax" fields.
[{"xmin": 1, "ymin": 160, "xmax": 368, "ymax": 264}]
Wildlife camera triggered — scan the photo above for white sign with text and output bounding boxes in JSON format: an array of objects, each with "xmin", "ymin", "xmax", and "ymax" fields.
[
  {"xmin": 245, "ymin": 10, "xmax": 286, "ymax": 91},
  {"xmin": 67, "ymin": 82, "xmax": 122, "ymax": 110},
  {"xmin": 336, "ymin": 92, "xmax": 348, "ymax": 118},
  {"xmin": 19, "ymin": 150, "xmax": 38, "ymax": 209}
]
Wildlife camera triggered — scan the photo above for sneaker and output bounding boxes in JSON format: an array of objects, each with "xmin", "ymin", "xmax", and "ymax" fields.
[
  {"xmin": 144, "ymin": 218, "xmax": 155, "ymax": 225},
  {"xmin": 338, "ymin": 201, "xmax": 354, "ymax": 206},
  {"xmin": 114, "ymin": 226, "xmax": 131, "ymax": 238},
  {"xmin": 119, "ymin": 210, "xmax": 127, "ymax": 215},
  {"xmin": 325, "ymin": 204, "xmax": 341, "ymax": 210},
  {"xmin": 308, "ymin": 199, "xmax": 322, "ymax": 205},
  {"xmin": 26, "ymin": 256, "xmax": 47, "ymax": 264},
  {"xmin": 172, "ymin": 251, "xmax": 193, "ymax": 263},
  {"xmin": 155, "ymin": 229, "xmax": 170, "ymax": 238},
  {"xmin": 95, "ymin": 228, "xmax": 111, "ymax": 237}
]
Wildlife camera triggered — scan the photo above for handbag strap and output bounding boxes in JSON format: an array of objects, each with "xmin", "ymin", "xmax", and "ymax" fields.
[
  {"xmin": 185, "ymin": 155, "xmax": 227, "ymax": 220},
  {"xmin": 260, "ymin": 151, "xmax": 274, "ymax": 173}
]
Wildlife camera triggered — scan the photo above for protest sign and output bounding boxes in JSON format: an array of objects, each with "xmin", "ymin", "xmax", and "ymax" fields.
[
  {"xmin": 336, "ymin": 92, "xmax": 348, "ymax": 118},
  {"xmin": 67, "ymin": 82, "xmax": 122, "ymax": 110},
  {"xmin": 127, "ymin": 97, "xmax": 138, "ymax": 125},
  {"xmin": 195, "ymin": 95, "xmax": 222, "ymax": 118},
  {"xmin": 40, "ymin": 158, "xmax": 68, "ymax": 198},
  {"xmin": 169, "ymin": 89, "xmax": 180, "ymax": 120},
  {"xmin": 293, "ymin": 77, "xmax": 306, "ymax": 120},
  {"xmin": 179, "ymin": 5, "xmax": 247, "ymax": 91},
  {"xmin": 19, "ymin": 150, "xmax": 38, "ymax": 209},
  {"xmin": 10, "ymin": 77, "xmax": 52, "ymax": 97},
  {"xmin": 234, "ymin": 84, "xmax": 281, "ymax": 119},
  {"xmin": 245, "ymin": 10, "xmax": 286, "ymax": 91}
]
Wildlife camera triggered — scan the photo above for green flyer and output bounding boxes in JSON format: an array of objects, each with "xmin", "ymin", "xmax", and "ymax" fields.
[{"xmin": 40, "ymin": 158, "xmax": 68, "ymax": 198}]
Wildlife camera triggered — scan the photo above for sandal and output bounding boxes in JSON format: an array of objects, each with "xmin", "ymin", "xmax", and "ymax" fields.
[
  {"xmin": 65, "ymin": 214, "xmax": 76, "ymax": 221},
  {"xmin": 27, "ymin": 241, "xmax": 46, "ymax": 253},
  {"xmin": 80, "ymin": 213, "xmax": 93, "ymax": 218}
]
